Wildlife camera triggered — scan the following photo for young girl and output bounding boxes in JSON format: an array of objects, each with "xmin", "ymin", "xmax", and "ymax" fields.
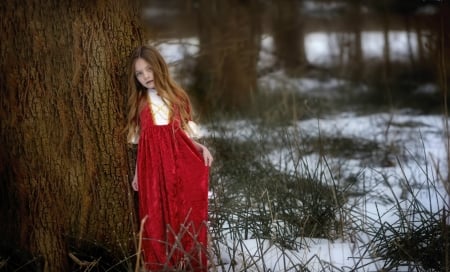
[{"xmin": 125, "ymin": 45, "xmax": 213, "ymax": 271}]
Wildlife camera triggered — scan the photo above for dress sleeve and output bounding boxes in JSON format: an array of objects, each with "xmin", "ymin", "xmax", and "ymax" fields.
[{"xmin": 186, "ymin": 120, "xmax": 201, "ymax": 139}]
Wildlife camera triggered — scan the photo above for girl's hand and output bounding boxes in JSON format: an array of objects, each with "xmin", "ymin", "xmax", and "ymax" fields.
[
  {"xmin": 195, "ymin": 142, "xmax": 213, "ymax": 167},
  {"xmin": 201, "ymin": 145, "xmax": 213, "ymax": 167},
  {"xmin": 132, "ymin": 174, "xmax": 138, "ymax": 191}
]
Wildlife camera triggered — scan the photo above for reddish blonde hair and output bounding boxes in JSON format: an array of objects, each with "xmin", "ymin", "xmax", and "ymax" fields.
[{"xmin": 125, "ymin": 45, "xmax": 192, "ymax": 143}]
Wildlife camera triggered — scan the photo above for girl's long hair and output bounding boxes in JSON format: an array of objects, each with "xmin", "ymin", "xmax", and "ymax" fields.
[{"xmin": 125, "ymin": 45, "xmax": 192, "ymax": 143}]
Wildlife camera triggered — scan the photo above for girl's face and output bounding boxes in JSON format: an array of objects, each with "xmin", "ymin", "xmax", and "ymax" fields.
[{"xmin": 134, "ymin": 58, "xmax": 155, "ymax": 89}]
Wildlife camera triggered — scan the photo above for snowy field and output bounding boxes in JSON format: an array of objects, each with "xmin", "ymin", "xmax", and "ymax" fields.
[
  {"xmin": 153, "ymin": 30, "xmax": 448, "ymax": 271},
  {"xmin": 206, "ymin": 112, "xmax": 446, "ymax": 271}
]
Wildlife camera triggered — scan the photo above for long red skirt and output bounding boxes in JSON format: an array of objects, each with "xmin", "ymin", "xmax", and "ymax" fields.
[{"xmin": 137, "ymin": 107, "xmax": 209, "ymax": 271}]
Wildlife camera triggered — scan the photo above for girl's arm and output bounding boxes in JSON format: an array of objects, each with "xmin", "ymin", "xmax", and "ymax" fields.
[
  {"xmin": 132, "ymin": 163, "xmax": 138, "ymax": 191},
  {"xmin": 183, "ymin": 119, "xmax": 213, "ymax": 166}
]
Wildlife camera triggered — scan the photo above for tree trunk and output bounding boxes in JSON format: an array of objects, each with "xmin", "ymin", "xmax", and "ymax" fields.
[
  {"xmin": 194, "ymin": 0, "xmax": 261, "ymax": 113},
  {"xmin": 0, "ymin": 0, "xmax": 144, "ymax": 271},
  {"xmin": 381, "ymin": 0, "xmax": 393, "ymax": 106},
  {"xmin": 404, "ymin": 15, "xmax": 416, "ymax": 67},
  {"xmin": 270, "ymin": 0, "xmax": 307, "ymax": 76},
  {"xmin": 348, "ymin": 0, "xmax": 364, "ymax": 81},
  {"xmin": 437, "ymin": 0, "xmax": 450, "ymax": 196}
]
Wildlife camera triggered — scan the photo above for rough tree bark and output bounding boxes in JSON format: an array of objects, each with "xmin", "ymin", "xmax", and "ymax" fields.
[
  {"xmin": 0, "ymin": 0, "xmax": 144, "ymax": 271},
  {"xmin": 194, "ymin": 0, "xmax": 261, "ymax": 113}
]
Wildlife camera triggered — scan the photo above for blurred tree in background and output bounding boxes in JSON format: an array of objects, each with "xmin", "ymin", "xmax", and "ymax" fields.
[
  {"xmin": 144, "ymin": 0, "xmax": 446, "ymax": 115},
  {"xmin": 193, "ymin": 0, "xmax": 262, "ymax": 114},
  {"xmin": 270, "ymin": 0, "xmax": 308, "ymax": 76}
]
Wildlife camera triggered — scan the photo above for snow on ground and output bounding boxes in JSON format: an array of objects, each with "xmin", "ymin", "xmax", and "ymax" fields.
[
  {"xmin": 258, "ymin": 69, "xmax": 351, "ymax": 95},
  {"xmin": 214, "ymin": 238, "xmax": 380, "ymax": 272},
  {"xmin": 257, "ymin": 31, "xmax": 422, "ymax": 69},
  {"xmin": 155, "ymin": 30, "xmax": 423, "ymax": 69},
  {"xmin": 234, "ymin": 238, "xmax": 383, "ymax": 271},
  {"xmin": 300, "ymin": 113, "xmax": 447, "ymax": 228},
  {"xmin": 209, "ymin": 112, "xmax": 446, "ymax": 271}
]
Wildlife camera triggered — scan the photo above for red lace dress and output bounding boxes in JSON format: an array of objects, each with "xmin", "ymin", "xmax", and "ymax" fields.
[{"xmin": 136, "ymin": 101, "xmax": 209, "ymax": 271}]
